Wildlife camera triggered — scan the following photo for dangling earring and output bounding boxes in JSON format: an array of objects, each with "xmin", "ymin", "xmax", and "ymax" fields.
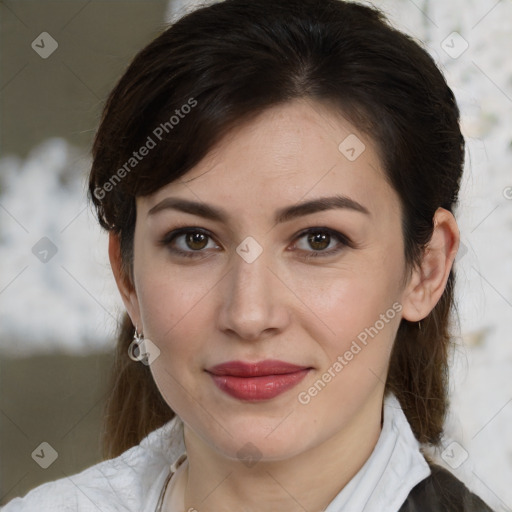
[
  {"xmin": 418, "ymin": 320, "xmax": 422, "ymax": 332},
  {"xmin": 128, "ymin": 326, "xmax": 145, "ymax": 362}
]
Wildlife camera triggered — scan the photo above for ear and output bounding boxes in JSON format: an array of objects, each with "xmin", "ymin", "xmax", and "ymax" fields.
[
  {"xmin": 108, "ymin": 232, "xmax": 142, "ymax": 329},
  {"xmin": 401, "ymin": 207, "xmax": 460, "ymax": 322}
]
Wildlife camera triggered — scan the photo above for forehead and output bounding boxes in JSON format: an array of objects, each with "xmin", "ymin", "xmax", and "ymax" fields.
[{"xmin": 140, "ymin": 99, "xmax": 398, "ymax": 220}]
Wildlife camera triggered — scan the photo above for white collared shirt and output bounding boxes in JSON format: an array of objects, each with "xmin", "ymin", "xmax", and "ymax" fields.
[
  {"xmin": 324, "ymin": 392, "xmax": 431, "ymax": 511},
  {"xmin": 1, "ymin": 393, "xmax": 431, "ymax": 512},
  {"xmin": 157, "ymin": 392, "xmax": 431, "ymax": 512}
]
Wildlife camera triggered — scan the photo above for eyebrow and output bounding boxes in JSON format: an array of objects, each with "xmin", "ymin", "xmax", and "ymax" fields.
[{"xmin": 147, "ymin": 194, "xmax": 371, "ymax": 224}]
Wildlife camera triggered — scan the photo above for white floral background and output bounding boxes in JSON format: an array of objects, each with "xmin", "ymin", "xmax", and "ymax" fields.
[{"xmin": 0, "ymin": 0, "xmax": 511, "ymax": 509}]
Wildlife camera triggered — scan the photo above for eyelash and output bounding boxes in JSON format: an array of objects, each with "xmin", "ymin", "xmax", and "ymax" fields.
[{"xmin": 159, "ymin": 226, "xmax": 353, "ymax": 261}]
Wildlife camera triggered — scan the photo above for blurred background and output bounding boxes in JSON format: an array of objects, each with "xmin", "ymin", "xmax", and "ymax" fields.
[{"xmin": 0, "ymin": 0, "xmax": 511, "ymax": 509}]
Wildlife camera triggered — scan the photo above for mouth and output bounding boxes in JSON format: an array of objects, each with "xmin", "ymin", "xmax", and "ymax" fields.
[{"xmin": 205, "ymin": 360, "xmax": 312, "ymax": 402}]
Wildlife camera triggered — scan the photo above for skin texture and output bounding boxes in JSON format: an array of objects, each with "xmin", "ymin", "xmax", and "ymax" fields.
[{"xmin": 109, "ymin": 98, "xmax": 459, "ymax": 511}]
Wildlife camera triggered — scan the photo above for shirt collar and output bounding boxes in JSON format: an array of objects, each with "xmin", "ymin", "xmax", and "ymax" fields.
[
  {"xmin": 324, "ymin": 392, "xmax": 431, "ymax": 512},
  {"xmin": 144, "ymin": 391, "xmax": 430, "ymax": 512}
]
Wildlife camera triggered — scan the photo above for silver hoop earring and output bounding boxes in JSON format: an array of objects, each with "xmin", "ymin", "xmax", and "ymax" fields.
[{"xmin": 128, "ymin": 327, "xmax": 145, "ymax": 362}]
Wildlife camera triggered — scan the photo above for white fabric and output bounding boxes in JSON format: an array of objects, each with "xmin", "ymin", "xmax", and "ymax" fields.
[
  {"xmin": 1, "ymin": 393, "xmax": 430, "ymax": 512},
  {"xmin": 324, "ymin": 393, "xmax": 431, "ymax": 512}
]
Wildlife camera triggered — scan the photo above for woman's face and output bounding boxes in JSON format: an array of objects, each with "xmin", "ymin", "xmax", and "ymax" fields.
[{"xmin": 128, "ymin": 98, "xmax": 413, "ymax": 461}]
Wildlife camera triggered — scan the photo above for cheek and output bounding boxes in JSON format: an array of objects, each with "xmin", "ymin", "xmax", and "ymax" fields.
[
  {"xmin": 133, "ymin": 273, "xmax": 202, "ymax": 381},
  {"xmin": 134, "ymin": 255, "xmax": 216, "ymax": 339},
  {"xmin": 298, "ymin": 278, "xmax": 400, "ymax": 415},
  {"xmin": 292, "ymin": 265, "xmax": 401, "ymax": 354},
  {"xmin": 134, "ymin": 268, "xmax": 212, "ymax": 414}
]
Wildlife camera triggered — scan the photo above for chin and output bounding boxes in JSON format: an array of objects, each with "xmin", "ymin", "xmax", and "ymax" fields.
[{"xmin": 206, "ymin": 416, "xmax": 310, "ymax": 463}]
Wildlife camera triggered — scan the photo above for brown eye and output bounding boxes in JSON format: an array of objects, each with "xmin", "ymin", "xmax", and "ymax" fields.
[
  {"xmin": 160, "ymin": 227, "xmax": 219, "ymax": 258},
  {"xmin": 307, "ymin": 231, "xmax": 331, "ymax": 251},
  {"xmin": 185, "ymin": 232, "xmax": 209, "ymax": 250},
  {"xmin": 293, "ymin": 227, "xmax": 351, "ymax": 260}
]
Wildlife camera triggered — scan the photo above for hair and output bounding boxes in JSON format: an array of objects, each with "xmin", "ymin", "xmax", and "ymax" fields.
[{"xmin": 88, "ymin": 0, "xmax": 464, "ymax": 460}]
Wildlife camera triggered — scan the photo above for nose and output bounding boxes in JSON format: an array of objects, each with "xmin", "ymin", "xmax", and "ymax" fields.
[{"xmin": 216, "ymin": 245, "xmax": 290, "ymax": 342}]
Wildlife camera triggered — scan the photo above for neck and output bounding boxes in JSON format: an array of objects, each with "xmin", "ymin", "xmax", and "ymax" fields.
[{"xmin": 179, "ymin": 391, "xmax": 384, "ymax": 512}]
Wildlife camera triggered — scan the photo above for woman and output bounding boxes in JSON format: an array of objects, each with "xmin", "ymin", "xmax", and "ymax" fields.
[{"xmin": 3, "ymin": 0, "xmax": 496, "ymax": 510}]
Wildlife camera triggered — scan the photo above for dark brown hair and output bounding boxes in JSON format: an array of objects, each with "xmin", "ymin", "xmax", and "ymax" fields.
[{"xmin": 89, "ymin": 0, "xmax": 464, "ymax": 459}]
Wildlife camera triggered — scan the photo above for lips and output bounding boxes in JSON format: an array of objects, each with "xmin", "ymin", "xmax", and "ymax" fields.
[{"xmin": 206, "ymin": 360, "xmax": 311, "ymax": 401}]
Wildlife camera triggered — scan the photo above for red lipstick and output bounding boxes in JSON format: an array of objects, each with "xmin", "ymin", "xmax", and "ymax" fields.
[{"xmin": 206, "ymin": 360, "xmax": 311, "ymax": 401}]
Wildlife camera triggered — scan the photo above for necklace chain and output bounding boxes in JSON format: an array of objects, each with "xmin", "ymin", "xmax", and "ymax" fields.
[{"xmin": 155, "ymin": 453, "xmax": 188, "ymax": 512}]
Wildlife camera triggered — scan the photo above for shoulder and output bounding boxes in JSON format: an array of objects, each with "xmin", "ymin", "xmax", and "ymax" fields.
[
  {"xmin": 1, "ymin": 417, "xmax": 184, "ymax": 512},
  {"xmin": 1, "ymin": 445, "xmax": 155, "ymax": 512},
  {"xmin": 399, "ymin": 463, "xmax": 495, "ymax": 512}
]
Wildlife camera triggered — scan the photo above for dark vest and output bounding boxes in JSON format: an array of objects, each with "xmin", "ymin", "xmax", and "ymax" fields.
[{"xmin": 399, "ymin": 464, "xmax": 495, "ymax": 511}]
